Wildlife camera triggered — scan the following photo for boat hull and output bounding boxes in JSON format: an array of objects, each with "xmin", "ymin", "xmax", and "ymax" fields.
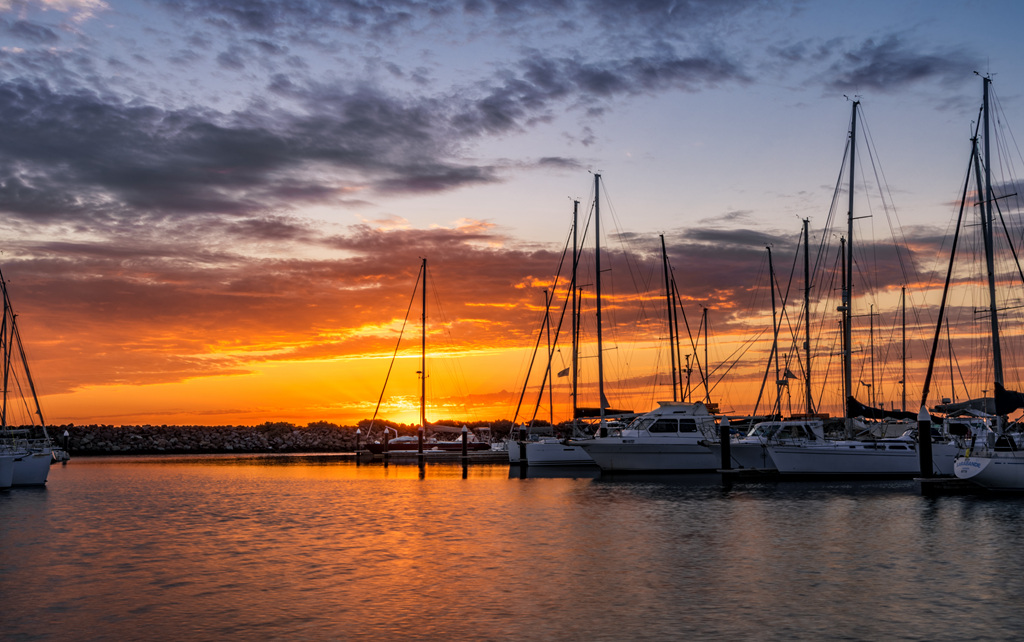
[
  {"xmin": 509, "ymin": 440, "xmax": 594, "ymax": 466},
  {"xmin": 0, "ymin": 453, "xmax": 14, "ymax": 489},
  {"xmin": 955, "ymin": 453, "xmax": 1024, "ymax": 490},
  {"xmin": 717, "ymin": 442, "xmax": 775, "ymax": 470},
  {"xmin": 366, "ymin": 441, "xmax": 491, "ymax": 455},
  {"xmin": 12, "ymin": 448, "xmax": 51, "ymax": 486},
  {"xmin": 768, "ymin": 441, "xmax": 961, "ymax": 478},
  {"xmin": 577, "ymin": 439, "xmax": 718, "ymax": 472}
]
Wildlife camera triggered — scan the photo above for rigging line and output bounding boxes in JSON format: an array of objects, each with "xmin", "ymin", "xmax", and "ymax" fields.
[
  {"xmin": 705, "ymin": 327, "xmax": 770, "ymax": 400},
  {"xmin": 813, "ymin": 137, "xmax": 851, "ymax": 280},
  {"xmin": 367, "ymin": 263, "xmax": 423, "ymax": 434},
  {"xmin": 860, "ymin": 110, "xmax": 920, "ymax": 291},
  {"xmin": 921, "ymin": 122, "xmax": 980, "ymax": 408}
]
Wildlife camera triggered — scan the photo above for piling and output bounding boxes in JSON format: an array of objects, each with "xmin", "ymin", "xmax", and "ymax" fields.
[
  {"xmin": 719, "ymin": 417, "xmax": 732, "ymax": 471},
  {"xmin": 917, "ymin": 405, "xmax": 933, "ymax": 479},
  {"xmin": 417, "ymin": 427, "xmax": 425, "ymax": 465}
]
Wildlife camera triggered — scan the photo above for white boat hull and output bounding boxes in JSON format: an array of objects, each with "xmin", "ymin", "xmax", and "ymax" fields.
[
  {"xmin": 578, "ymin": 439, "xmax": 718, "ymax": 472},
  {"xmin": 768, "ymin": 441, "xmax": 961, "ymax": 477},
  {"xmin": 720, "ymin": 442, "xmax": 774, "ymax": 470},
  {"xmin": 12, "ymin": 449, "xmax": 52, "ymax": 486},
  {"xmin": 509, "ymin": 440, "xmax": 594, "ymax": 466},
  {"xmin": 955, "ymin": 453, "xmax": 1024, "ymax": 490},
  {"xmin": 0, "ymin": 453, "xmax": 15, "ymax": 489}
]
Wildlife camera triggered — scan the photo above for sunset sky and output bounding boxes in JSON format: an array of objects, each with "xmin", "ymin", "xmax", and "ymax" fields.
[{"xmin": 2, "ymin": 0, "xmax": 1024, "ymax": 427}]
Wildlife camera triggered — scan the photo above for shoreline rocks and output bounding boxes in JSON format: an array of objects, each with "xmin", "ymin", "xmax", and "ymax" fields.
[{"xmin": 60, "ymin": 422, "xmax": 361, "ymax": 456}]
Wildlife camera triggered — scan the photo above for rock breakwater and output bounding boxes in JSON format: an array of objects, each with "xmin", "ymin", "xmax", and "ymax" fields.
[{"xmin": 61, "ymin": 422, "xmax": 360, "ymax": 455}]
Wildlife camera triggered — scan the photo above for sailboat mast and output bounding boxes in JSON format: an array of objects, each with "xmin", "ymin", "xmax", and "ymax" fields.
[
  {"xmin": 0, "ymin": 278, "xmax": 8, "ymax": 428},
  {"xmin": 982, "ymin": 76, "xmax": 1004, "ymax": 388},
  {"xmin": 594, "ymin": 173, "xmax": 607, "ymax": 427},
  {"xmin": 420, "ymin": 257, "xmax": 427, "ymax": 430},
  {"xmin": 803, "ymin": 218, "xmax": 813, "ymax": 415},
  {"xmin": 768, "ymin": 246, "xmax": 781, "ymax": 416},
  {"xmin": 843, "ymin": 100, "xmax": 858, "ymax": 428},
  {"xmin": 661, "ymin": 234, "xmax": 678, "ymax": 401},
  {"xmin": 901, "ymin": 286, "xmax": 906, "ymax": 413},
  {"xmin": 545, "ymin": 289, "xmax": 553, "ymax": 426},
  {"xmin": 571, "ymin": 199, "xmax": 579, "ymax": 423},
  {"xmin": 702, "ymin": 307, "xmax": 710, "ymax": 405}
]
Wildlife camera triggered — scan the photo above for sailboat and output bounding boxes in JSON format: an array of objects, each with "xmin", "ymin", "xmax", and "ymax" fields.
[
  {"xmin": 949, "ymin": 76, "xmax": 1024, "ymax": 490},
  {"xmin": 510, "ymin": 176, "xmax": 628, "ymax": 467},
  {"xmin": 0, "ymin": 267, "xmax": 54, "ymax": 486},
  {"xmin": 568, "ymin": 175, "xmax": 729, "ymax": 473},
  {"xmin": 364, "ymin": 259, "xmax": 490, "ymax": 456},
  {"xmin": 764, "ymin": 100, "xmax": 968, "ymax": 478}
]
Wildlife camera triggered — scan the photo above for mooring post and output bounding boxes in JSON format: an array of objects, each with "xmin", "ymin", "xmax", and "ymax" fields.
[
  {"xmin": 461, "ymin": 425, "xmax": 469, "ymax": 459},
  {"xmin": 918, "ymin": 405, "xmax": 933, "ymax": 478},
  {"xmin": 417, "ymin": 427, "xmax": 425, "ymax": 464},
  {"xmin": 719, "ymin": 416, "xmax": 732, "ymax": 470},
  {"xmin": 518, "ymin": 426, "xmax": 528, "ymax": 467},
  {"xmin": 383, "ymin": 430, "xmax": 389, "ymax": 466}
]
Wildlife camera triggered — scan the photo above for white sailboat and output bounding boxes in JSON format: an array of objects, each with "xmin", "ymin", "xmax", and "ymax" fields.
[
  {"xmin": 0, "ymin": 267, "xmax": 53, "ymax": 486},
  {"xmin": 509, "ymin": 193, "xmax": 597, "ymax": 467},
  {"xmin": 949, "ymin": 76, "xmax": 1024, "ymax": 490},
  {"xmin": 757, "ymin": 100, "xmax": 970, "ymax": 478}
]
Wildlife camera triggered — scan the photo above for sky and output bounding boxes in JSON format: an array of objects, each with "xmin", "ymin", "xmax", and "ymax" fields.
[{"xmin": 2, "ymin": 0, "xmax": 1024, "ymax": 427}]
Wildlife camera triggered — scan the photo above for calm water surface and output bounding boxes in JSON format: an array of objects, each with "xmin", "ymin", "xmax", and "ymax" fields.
[{"xmin": 3, "ymin": 455, "xmax": 1024, "ymax": 640}]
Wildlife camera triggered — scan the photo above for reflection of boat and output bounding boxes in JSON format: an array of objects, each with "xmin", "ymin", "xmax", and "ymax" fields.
[{"xmin": 574, "ymin": 402, "xmax": 719, "ymax": 472}]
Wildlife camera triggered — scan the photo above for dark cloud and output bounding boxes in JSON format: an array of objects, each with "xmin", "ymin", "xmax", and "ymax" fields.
[
  {"xmin": 452, "ymin": 50, "xmax": 749, "ymax": 136},
  {"xmin": 2, "ymin": 19, "xmax": 60, "ymax": 45},
  {"xmin": 822, "ymin": 35, "xmax": 977, "ymax": 93},
  {"xmin": 157, "ymin": 0, "xmax": 768, "ymax": 41}
]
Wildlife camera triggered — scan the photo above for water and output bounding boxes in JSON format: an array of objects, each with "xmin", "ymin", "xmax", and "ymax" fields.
[{"xmin": 3, "ymin": 455, "xmax": 1024, "ymax": 640}]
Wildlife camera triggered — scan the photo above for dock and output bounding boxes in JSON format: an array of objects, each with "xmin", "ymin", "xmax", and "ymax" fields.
[
  {"xmin": 360, "ymin": 450, "xmax": 509, "ymax": 464},
  {"xmin": 916, "ymin": 476, "xmax": 982, "ymax": 496}
]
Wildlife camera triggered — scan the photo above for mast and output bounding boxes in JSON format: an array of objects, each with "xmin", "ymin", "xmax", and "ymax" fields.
[
  {"xmin": 702, "ymin": 307, "xmax": 710, "ymax": 404},
  {"xmin": 981, "ymin": 76, "xmax": 1004, "ymax": 389},
  {"xmin": 869, "ymin": 304, "xmax": 875, "ymax": 409},
  {"xmin": 901, "ymin": 286, "xmax": 906, "ymax": 413},
  {"xmin": 803, "ymin": 218, "xmax": 814, "ymax": 415},
  {"xmin": 661, "ymin": 234, "xmax": 678, "ymax": 401},
  {"xmin": 420, "ymin": 257, "xmax": 427, "ymax": 430},
  {"xmin": 571, "ymin": 199, "xmax": 579, "ymax": 423},
  {"xmin": 843, "ymin": 100, "xmax": 858, "ymax": 429},
  {"xmin": 767, "ymin": 246, "xmax": 781, "ymax": 416},
  {"xmin": 1, "ymin": 277, "xmax": 8, "ymax": 428},
  {"xmin": 594, "ymin": 173, "xmax": 607, "ymax": 429},
  {"xmin": 544, "ymin": 288, "xmax": 553, "ymax": 426}
]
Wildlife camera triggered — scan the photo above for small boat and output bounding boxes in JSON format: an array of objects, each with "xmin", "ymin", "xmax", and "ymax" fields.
[
  {"xmin": 573, "ymin": 401, "xmax": 719, "ymax": 472},
  {"xmin": 365, "ymin": 434, "xmax": 492, "ymax": 454},
  {"xmin": 719, "ymin": 418, "xmax": 827, "ymax": 471}
]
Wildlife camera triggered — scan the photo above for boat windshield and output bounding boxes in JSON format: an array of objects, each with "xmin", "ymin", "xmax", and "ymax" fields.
[{"xmin": 746, "ymin": 423, "xmax": 781, "ymax": 438}]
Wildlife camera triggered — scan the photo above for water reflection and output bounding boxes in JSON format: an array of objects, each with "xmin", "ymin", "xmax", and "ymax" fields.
[{"xmin": 5, "ymin": 458, "xmax": 1024, "ymax": 640}]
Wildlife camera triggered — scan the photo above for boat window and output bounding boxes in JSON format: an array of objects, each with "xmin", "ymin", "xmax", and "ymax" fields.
[
  {"xmin": 631, "ymin": 417, "xmax": 657, "ymax": 432},
  {"xmin": 649, "ymin": 419, "xmax": 678, "ymax": 433},
  {"xmin": 888, "ymin": 445, "xmax": 907, "ymax": 450},
  {"xmin": 678, "ymin": 418, "xmax": 699, "ymax": 433}
]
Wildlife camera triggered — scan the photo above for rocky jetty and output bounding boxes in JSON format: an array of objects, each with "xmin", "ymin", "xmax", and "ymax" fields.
[{"xmin": 60, "ymin": 421, "xmax": 360, "ymax": 455}]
